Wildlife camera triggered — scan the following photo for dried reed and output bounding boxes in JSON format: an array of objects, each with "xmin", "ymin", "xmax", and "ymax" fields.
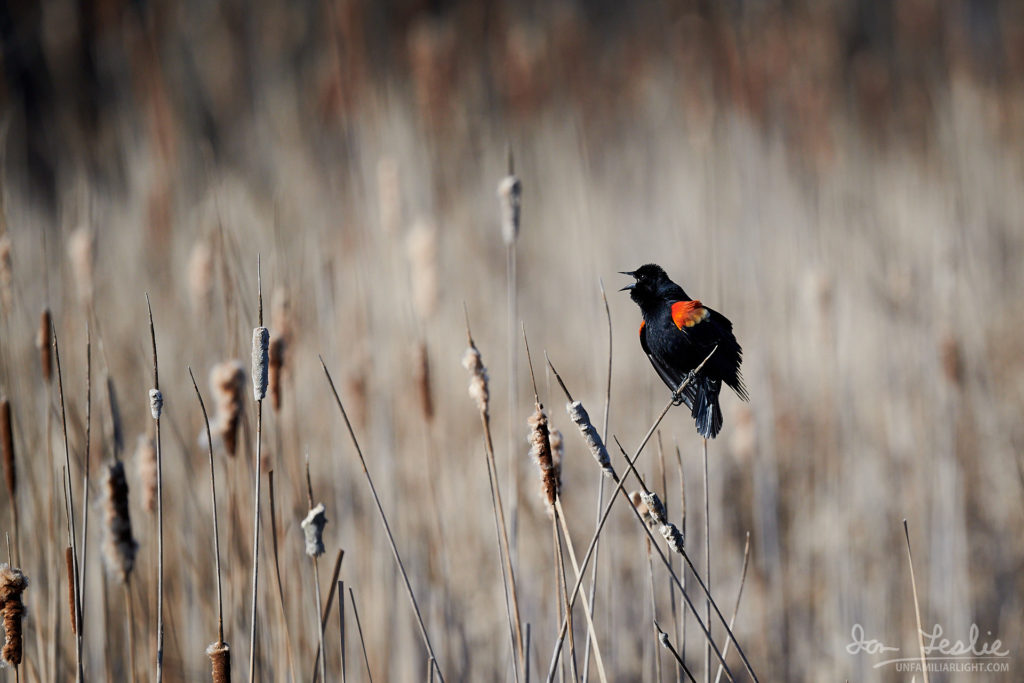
[
  {"xmin": 135, "ymin": 435, "xmax": 157, "ymax": 513},
  {"xmin": 38, "ymin": 309, "xmax": 52, "ymax": 383},
  {"xmin": 0, "ymin": 235, "xmax": 11, "ymax": 315},
  {"xmin": 713, "ymin": 532, "xmax": 750, "ymax": 683},
  {"xmin": 302, "ymin": 461, "xmax": 327, "ymax": 683},
  {"xmin": 1, "ymin": 398, "xmax": 17, "ymax": 564},
  {"xmin": 188, "ymin": 239, "xmax": 214, "ymax": 315},
  {"xmin": 248, "ymin": 261, "xmax": 268, "ymax": 683},
  {"xmin": 145, "ymin": 295, "xmax": 165, "ymax": 683},
  {"xmin": 904, "ymin": 520, "xmax": 930, "ymax": 683}
]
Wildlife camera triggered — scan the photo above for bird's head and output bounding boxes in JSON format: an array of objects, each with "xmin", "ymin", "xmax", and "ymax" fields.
[{"xmin": 620, "ymin": 264, "xmax": 683, "ymax": 309}]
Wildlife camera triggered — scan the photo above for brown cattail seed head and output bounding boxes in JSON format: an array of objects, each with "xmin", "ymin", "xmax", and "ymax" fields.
[
  {"xmin": 567, "ymin": 401, "xmax": 616, "ymax": 481},
  {"xmin": 149, "ymin": 389, "xmax": 163, "ymax": 419},
  {"xmin": 211, "ymin": 361, "xmax": 245, "ymax": 456},
  {"xmin": 102, "ymin": 460, "xmax": 138, "ymax": 582},
  {"xmin": 37, "ymin": 309, "xmax": 52, "ymax": 382},
  {"xmin": 301, "ymin": 503, "xmax": 327, "ymax": 557},
  {"xmin": 252, "ymin": 326, "xmax": 269, "ymax": 402},
  {"xmin": 268, "ymin": 335, "xmax": 285, "ymax": 413},
  {"xmin": 497, "ymin": 175, "xmax": 522, "ymax": 245},
  {"xmin": 414, "ymin": 340, "xmax": 433, "ymax": 422},
  {"xmin": 550, "ymin": 428, "xmax": 563, "ymax": 497},
  {"xmin": 207, "ymin": 640, "xmax": 231, "ymax": 683},
  {"xmin": 135, "ymin": 434, "xmax": 157, "ymax": 512},
  {"xmin": 528, "ymin": 403, "xmax": 558, "ymax": 510},
  {"xmin": 0, "ymin": 236, "xmax": 11, "ymax": 315},
  {"xmin": 271, "ymin": 287, "xmax": 292, "ymax": 342},
  {"xmin": 1, "ymin": 399, "xmax": 14, "ymax": 497},
  {"xmin": 0, "ymin": 564, "xmax": 27, "ymax": 666},
  {"xmin": 461, "ymin": 344, "xmax": 489, "ymax": 416},
  {"xmin": 65, "ymin": 547, "xmax": 76, "ymax": 635}
]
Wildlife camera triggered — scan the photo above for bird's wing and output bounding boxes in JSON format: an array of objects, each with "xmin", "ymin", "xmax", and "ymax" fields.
[
  {"xmin": 640, "ymin": 321, "xmax": 695, "ymax": 408},
  {"xmin": 670, "ymin": 300, "xmax": 710, "ymax": 330}
]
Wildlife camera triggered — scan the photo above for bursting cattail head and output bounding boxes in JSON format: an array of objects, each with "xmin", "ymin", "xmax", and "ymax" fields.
[
  {"xmin": 68, "ymin": 226, "xmax": 94, "ymax": 308},
  {"xmin": 1, "ymin": 398, "xmax": 14, "ymax": 498},
  {"xmin": 567, "ymin": 401, "xmax": 616, "ymax": 481},
  {"xmin": 187, "ymin": 239, "xmax": 214, "ymax": 315},
  {"xmin": 497, "ymin": 174, "xmax": 522, "ymax": 245},
  {"xmin": 65, "ymin": 547, "xmax": 76, "ymax": 635},
  {"xmin": 135, "ymin": 434, "xmax": 157, "ymax": 513},
  {"xmin": 528, "ymin": 402, "xmax": 558, "ymax": 511},
  {"xmin": 252, "ymin": 326, "xmax": 269, "ymax": 402},
  {"xmin": 414, "ymin": 340, "xmax": 433, "ymax": 422},
  {"xmin": 102, "ymin": 460, "xmax": 138, "ymax": 582},
  {"xmin": 207, "ymin": 640, "xmax": 231, "ymax": 683},
  {"xmin": 37, "ymin": 309, "xmax": 52, "ymax": 383},
  {"xmin": 406, "ymin": 218, "xmax": 439, "ymax": 320},
  {"xmin": 630, "ymin": 490, "xmax": 657, "ymax": 528},
  {"xmin": 149, "ymin": 389, "xmax": 163, "ymax": 420},
  {"xmin": 461, "ymin": 343, "xmax": 489, "ymax": 416},
  {"xmin": 210, "ymin": 361, "xmax": 245, "ymax": 456},
  {"xmin": 0, "ymin": 235, "xmax": 11, "ymax": 315},
  {"xmin": 301, "ymin": 503, "xmax": 327, "ymax": 557},
  {"xmin": 639, "ymin": 491, "xmax": 685, "ymax": 554},
  {"xmin": 0, "ymin": 564, "xmax": 27, "ymax": 667}
]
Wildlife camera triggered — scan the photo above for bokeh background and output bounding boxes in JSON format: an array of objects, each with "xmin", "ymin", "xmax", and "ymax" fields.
[{"xmin": 0, "ymin": 0, "xmax": 1022, "ymax": 680}]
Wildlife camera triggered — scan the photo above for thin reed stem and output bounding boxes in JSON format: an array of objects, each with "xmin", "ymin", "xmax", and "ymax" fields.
[
  {"xmin": 305, "ymin": 460, "xmax": 327, "ymax": 683},
  {"xmin": 248, "ymin": 260, "xmax": 266, "ymax": 683},
  {"xmin": 53, "ymin": 324, "xmax": 84, "ymax": 682},
  {"xmin": 124, "ymin": 580, "xmax": 137, "ymax": 683},
  {"xmin": 79, "ymin": 325, "xmax": 91, "ymax": 647},
  {"xmin": 146, "ymin": 294, "xmax": 164, "ymax": 683},
  {"xmin": 713, "ymin": 532, "xmax": 750, "ymax": 683},
  {"xmin": 702, "ymin": 437, "xmax": 710, "ymax": 683},
  {"xmin": 320, "ymin": 357, "xmax": 445, "ymax": 681},
  {"xmin": 267, "ymin": 471, "xmax": 298, "ymax": 682},
  {"xmin": 339, "ymin": 581, "xmax": 346, "ymax": 683},
  {"xmin": 310, "ymin": 549, "xmax": 344, "ymax": 683},
  {"xmin": 349, "ymin": 586, "xmax": 373, "ymax": 683},
  {"xmin": 904, "ymin": 520, "xmax": 930, "ymax": 683},
  {"xmin": 655, "ymin": 621, "xmax": 697, "ymax": 683}
]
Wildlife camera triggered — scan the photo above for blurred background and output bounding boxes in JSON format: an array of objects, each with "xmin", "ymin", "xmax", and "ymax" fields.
[{"xmin": 0, "ymin": 0, "xmax": 1022, "ymax": 680}]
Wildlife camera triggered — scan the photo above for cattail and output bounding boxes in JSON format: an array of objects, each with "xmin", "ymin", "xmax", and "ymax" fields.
[
  {"xmin": 630, "ymin": 491, "xmax": 657, "ymax": 528},
  {"xmin": 149, "ymin": 388, "xmax": 163, "ymax": 420},
  {"xmin": 0, "ymin": 235, "xmax": 11, "ymax": 315},
  {"xmin": 1, "ymin": 398, "xmax": 14, "ymax": 498},
  {"xmin": 207, "ymin": 640, "xmax": 231, "ymax": 683},
  {"xmin": 497, "ymin": 174, "xmax": 522, "ymax": 245},
  {"xmin": 38, "ymin": 308, "xmax": 52, "ymax": 382},
  {"xmin": 106, "ymin": 375, "xmax": 124, "ymax": 458},
  {"xmin": 549, "ymin": 428, "xmax": 563, "ymax": 497},
  {"xmin": 135, "ymin": 434, "xmax": 157, "ymax": 513},
  {"xmin": 528, "ymin": 403, "xmax": 558, "ymax": 511},
  {"xmin": 406, "ymin": 218, "xmax": 438, "ymax": 320},
  {"xmin": 639, "ymin": 491, "xmax": 685, "ymax": 555},
  {"xmin": 65, "ymin": 547, "xmax": 76, "ymax": 635},
  {"xmin": 252, "ymin": 327, "xmax": 269, "ymax": 402},
  {"xmin": 377, "ymin": 156, "xmax": 401, "ymax": 237},
  {"xmin": 187, "ymin": 240, "xmax": 214, "ymax": 314},
  {"xmin": 301, "ymin": 503, "xmax": 327, "ymax": 557},
  {"xmin": 271, "ymin": 287, "xmax": 292, "ymax": 343},
  {"xmin": 940, "ymin": 333, "xmax": 963, "ymax": 388},
  {"xmin": 268, "ymin": 335, "xmax": 285, "ymax": 413},
  {"xmin": 461, "ymin": 343, "xmax": 489, "ymax": 416},
  {"xmin": 414, "ymin": 340, "xmax": 433, "ymax": 422},
  {"xmin": 566, "ymin": 401, "xmax": 616, "ymax": 481},
  {"xmin": 68, "ymin": 226, "xmax": 94, "ymax": 307},
  {"xmin": 0, "ymin": 564, "xmax": 27, "ymax": 667},
  {"xmin": 102, "ymin": 460, "xmax": 138, "ymax": 582},
  {"xmin": 210, "ymin": 361, "xmax": 245, "ymax": 456}
]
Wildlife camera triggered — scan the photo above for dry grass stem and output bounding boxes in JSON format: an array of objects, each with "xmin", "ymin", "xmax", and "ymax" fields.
[
  {"xmin": 655, "ymin": 620, "xmax": 696, "ymax": 683},
  {"xmin": 904, "ymin": 520, "xmax": 930, "ymax": 683},
  {"xmin": 713, "ymin": 532, "xmax": 750, "ymax": 683},
  {"xmin": 146, "ymin": 294, "xmax": 165, "ymax": 683}
]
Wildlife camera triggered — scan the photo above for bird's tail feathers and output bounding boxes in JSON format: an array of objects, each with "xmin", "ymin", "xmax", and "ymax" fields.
[{"xmin": 692, "ymin": 377, "xmax": 723, "ymax": 439}]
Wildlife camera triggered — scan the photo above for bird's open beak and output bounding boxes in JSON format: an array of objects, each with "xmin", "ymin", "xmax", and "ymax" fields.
[{"xmin": 619, "ymin": 271, "xmax": 636, "ymax": 291}]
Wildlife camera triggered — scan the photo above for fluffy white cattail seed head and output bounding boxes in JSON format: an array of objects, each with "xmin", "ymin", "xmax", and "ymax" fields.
[
  {"xmin": 252, "ymin": 327, "xmax": 269, "ymax": 401},
  {"xmin": 149, "ymin": 389, "xmax": 163, "ymax": 419},
  {"xmin": 301, "ymin": 503, "xmax": 327, "ymax": 557},
  {"xmin": 567, "ymin": 401, "xmax": 616, "ymax": 480},
  {"xmin": 461, "ymin": 345, "xmax": 489, "ymax": 415}
]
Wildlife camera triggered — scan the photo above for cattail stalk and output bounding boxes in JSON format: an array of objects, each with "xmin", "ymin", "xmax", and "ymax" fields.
[
  {"xmin": 248, "ymin": 261, "xmax": 268, "ymax": 683},
  {"xmin": 146, "ymin": 295, "xmax": 165, "ymax": 683},
  {"xmin": 38, "ymin": 309, "xmax": 52, "ymax": 383},
  {"xmin": 302, "ymin": 462, "xmax": 328, "ymax": 683},
  {"xmin": 713, "ymin": 532, "xmax": 750, "ymax": 683},
  {"xmin": 267, "ymin": 472, "xmax": 298, "ymax": 683},
  {"xmin": 702, "ymin": 437, "xmax": 711, "ymax": 683},
  {"xmin": 349, "ymin": 586, "xmax": 373, "ymax": 683}
]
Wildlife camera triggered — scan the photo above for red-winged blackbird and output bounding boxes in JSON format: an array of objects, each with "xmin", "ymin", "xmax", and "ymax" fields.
[{"xmin": 622, "ymin": 264, "xmax": 747, "ymax": 438}]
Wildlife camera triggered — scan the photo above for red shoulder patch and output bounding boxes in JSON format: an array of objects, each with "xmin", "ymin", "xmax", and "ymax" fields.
[
  {"xmin": 671, "ymin": 300, "xmax": 709, "ymax": 330},
  {"xmin": 639, "ymin": 320, "xmax": 646, "ymax": 337}
]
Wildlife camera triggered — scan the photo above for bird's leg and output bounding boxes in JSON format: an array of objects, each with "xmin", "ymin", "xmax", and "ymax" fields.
[{"xmin": 671, "ymin": 371, "xmax": 697, "ymax": 406}]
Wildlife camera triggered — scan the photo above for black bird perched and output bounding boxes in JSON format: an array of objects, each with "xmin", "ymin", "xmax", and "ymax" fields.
[{"xmin": 622, "ymin": 264, "xmax": 747, "ymax": 438}]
